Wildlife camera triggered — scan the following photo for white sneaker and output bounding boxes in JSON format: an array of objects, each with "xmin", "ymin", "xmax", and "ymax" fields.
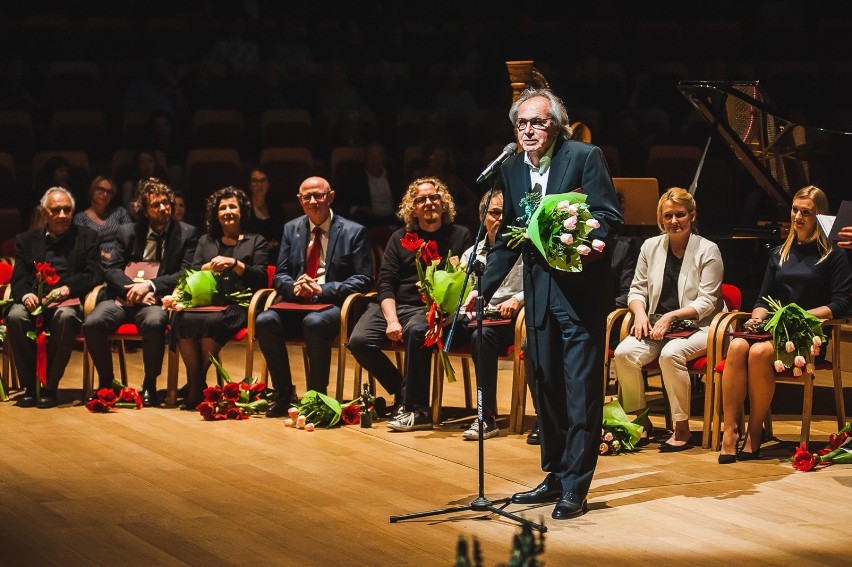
[
  {"xmin": 387, "ymin": 410, "xmax": 433, "ymax": 431},
  {"xmin": 462, "ymin": 419, "xmax": 499, "ymax": 440}
]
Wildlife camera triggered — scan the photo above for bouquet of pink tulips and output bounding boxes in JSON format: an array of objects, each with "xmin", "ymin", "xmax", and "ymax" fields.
[{"xmin": 761, "ymin": 296, "xmax": 827, "ymax": 376}]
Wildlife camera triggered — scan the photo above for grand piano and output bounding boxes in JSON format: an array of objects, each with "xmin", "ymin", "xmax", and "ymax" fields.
[{"xmin": 677, "ymin": 80, "xmax": 852, "ymax": 304}]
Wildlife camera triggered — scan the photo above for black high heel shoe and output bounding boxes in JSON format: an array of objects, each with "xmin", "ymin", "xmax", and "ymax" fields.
[
  {"xmin": 736, "ymin": 448, "xmax": 761, "ymax": 461},
  {"xmin": 718, "ymin": 453, "xmax": 737, "ymax": 465}
]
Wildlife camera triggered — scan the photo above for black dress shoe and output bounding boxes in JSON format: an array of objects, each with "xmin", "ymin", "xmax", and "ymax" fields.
[
  {"xmin": 526, "ymin": 426, "xmax": 541, "ymax": 445},
  {"xmin": 736, "ymin": 449, "xmax": 761, "ymax": 461},
  {"xmin": 659, "ymin": 441, "xmax": 694, "ymax": 453},
  {"xmin": 511, "ymin": 475, "xmax": 563, "ymax": 505},
  {"xmin": 36, "ymin": 393, "xmax": 58, "ymax": 408},
  {"xmin": 552, "ymin": 492, "xmax": 588, "ymax": 520},
  {"xmin": 18, "ymin": 395, "xmax": 37, "ymax": 408},
  {"xmin": 265, "ymin": 402, "xmax": 290, "ymax": 418},
  {"xmin": 718, "ymin": 453, "xmax": 737, "ymax": 465},
  {"xmin": 177, "ymin": 384, "xmax": 189, "ymax": 399},
  {"xmin": 142, "ymin": 389, "xmax": 160, "ymax": 408}
]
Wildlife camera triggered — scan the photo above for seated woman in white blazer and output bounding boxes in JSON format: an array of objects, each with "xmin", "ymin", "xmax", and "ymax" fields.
[{"xmin": 613, "ymin": 187, "xmax": 724, "ymax": 452}]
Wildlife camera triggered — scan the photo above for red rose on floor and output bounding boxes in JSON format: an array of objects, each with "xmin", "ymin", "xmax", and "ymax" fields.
[
  {"xmin": 792, "ymin": 443, "xmax": 817, "ymax": 471},
  {"xmin": 223, "ymin": 382, "xmax": 241, "ymax": 402},
  {"xmin": 85, "ymin": 399, "xmax": 110, "ymax": 413},
  {"xmin": 244, "ymin": 382, "xmax": 266, "ymax": 394},
  {"xmin": 204, "ymin": 386, "xmax": 223, "ymax": 403},
  {"xmin": 341, "ymin": 403, "xmax": 360, "ymax": 425},
  {"xmin": 421, "ymin": 240, "xmax": 441, "ymax": 264},
  {"xmin": 97, "ymin": 387, "xmax": 117, "ymax": 405},
  {"xmin": 400, "ymin": 232, "xmax": 424, "ymax": 252}
]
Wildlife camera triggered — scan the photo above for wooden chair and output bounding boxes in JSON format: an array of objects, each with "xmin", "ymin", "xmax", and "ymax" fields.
[
  {"xmin": 81, "ymin": 284, "xmax": 178, "ymax": 403},
  {"xmin": 430, "ymin": 308, "xmax": 528, "ymax": 429},
  {"xmin": 260, "ymin": 108, "xmax": 313, "ymax": 149},
  {"xmin": 605, "ymin": 283, "xmax": 742, "ymax": 448},
  {"xmin": 0, "ymin": 279, "xmax": 17, "ymax": 400},
  {"xmin": 707, "ymin": 313, "xmax": 848, "ymax": 450},
  {"xmin": 191, "ymin": 109, "xmax": 246, "ymax": 151}
]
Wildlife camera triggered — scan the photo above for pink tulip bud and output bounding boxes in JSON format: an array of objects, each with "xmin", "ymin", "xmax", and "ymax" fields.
[
  {"xmin": 568, "ymin": 204, "xmax": 579, "ymax": 215},
  {"xmin": 560, "ymin": 233, "xmax": 574, "ymax": 245},
  {"xmin": 603, "ymin": 431, "xmax": 613, "ymax": 442},
  {"xmin": 577, "ymin": 244, "xmax": 591, "ymax": 255},
  {"xmin": 305, "ymin": 423, "xmax": 315, "ymax": 432},
  {"xmin": 793, "ymin": 366, "xmax": 803, "ymax": 377},
  {"xmin": 591, "ymin": 239, "xmax": 605, "ymax": 252},
  {"xmin": 563, "ymin": 216, "xmax": 578, "ymax": 230},
  {"xmin": 794, "ymin": 355, "xmax": 806, "ymax": 367},
  {"xmin": 811, "ymin": 344, "xmax": 821, "ymax": 356},
  {"xmin": 288, "ymin": 407, "xmax": 299, "ymax": 419},
  {"xmin": 806, "ymin": 362, "xmax": 815, "ymax": 374},
  {"xmin": 296, "ymin": 415, "xmax": 306, "ymax": 429},
  {"xmin": 557, "ymin": 200, "xmax": 572, "ymax": 212},
  {"xmin": 585, "ymin": 218, "xmax": 601, "ymax": 229},
  {"xmin": 283, "ymin": 418, "xmax": 294, "ymax": 427},
  {"xmin": 612, "ymin": 440, "xmax": 621, "ymax": 449},
  {"xmin": 448, "ymin": 256, "xmax": 459, "ymax": 268},
  {"xmin": 523, "ymin": 232, "xmax": 530, "ymax": 240},
  {"xmin": 785, "ymin": 341, "xmax": 795, "ymax": 353},
  {"xmin": 812, "ymin": 336, "xmax": 822, "ymax": 347},
  {"xmin": 774, "ymin": 360, "xmax": 786, "ymax": 373},
  {"xmin": 599, "ymin": 443, "xmax": 610, "ymax": 455}
]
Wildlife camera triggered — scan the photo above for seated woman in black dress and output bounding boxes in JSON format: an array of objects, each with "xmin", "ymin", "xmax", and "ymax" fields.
[{"xmin": 174, "ymin": 187, "xmax": 269, "ymax": 409}]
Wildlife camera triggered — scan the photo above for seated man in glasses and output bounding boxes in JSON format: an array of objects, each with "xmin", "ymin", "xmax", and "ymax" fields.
[
  {"xmin": 6, "ymin": 187, "xmax": 100, "ymax": 408},
  {"xmin": 82, "ymin": 179, "xmax": 199, "ymax": 407},
  {"xmin": 347, "ymin": 176, "xmax": 473, "ymax": 430},
  {"xmin": 258, "ymin": 176, "xmax": 374, "ymax": 416}
]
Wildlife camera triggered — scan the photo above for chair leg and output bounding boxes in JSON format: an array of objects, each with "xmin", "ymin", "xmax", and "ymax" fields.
[
  {"xmin": 711, "ymin": 370, "xmax": 723, "ymax": 451},
  {"xmin": 300, "ymin": 345, "xmax": 310, "ymax": 389},
  {"xmin": 832, "ymin": 346, "xmax": 846, "ymax": 431},
  {"xmin": 245, "ymin": 341, "xmax": 254, "ymax": 379},
  {"xmin": 702, "ymin": 371, "xmax": 714, "ymax": 449},
  {"xmin": 800, "ymin": 377, "xmax": 814, "ymax": 446},
  {"xmin": 510, "ymin": 358, "xmax": 527, "ymax": 434},
  {"xmin": 461, "ymin": 359, "xmax": 472, "ymax": 410},
  {"xmin": 117, "ymin": 340, "xmax": 128, "ymax": 386},
  {"xmin": 431, "ymin": 354, "xmax": 443, "ymax": 426},
  {"xmin": 81, "ymin": 344, "xmax": 92, "ymax": 401},
  {"xmin": 335, "ymin": 338, "xmax": 347, "ymax": 402},
  {"xmin": 165, "ymin": 347, "xmax": 179, "ymax": 407}
]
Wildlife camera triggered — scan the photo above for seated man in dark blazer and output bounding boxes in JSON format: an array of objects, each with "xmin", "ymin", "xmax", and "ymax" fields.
[
  {"xmin": 332, "ymin": 141, "xmax": 403, "ymax": 229},
  {"xmin": 6, "ymin": 187, "xmax": 100, "ymax": 408},
  {"xmin": 82, "ymin": 179, "xmax": 198, "ymax": 406},
  {"xmin": 258, "ymin": 176, "xmax": 373, "ymax": 416}
]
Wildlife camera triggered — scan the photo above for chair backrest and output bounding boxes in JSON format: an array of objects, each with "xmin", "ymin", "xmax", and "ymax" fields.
[
  {"xmin": 266, "ymin": 264, "xmax": 275, "ymax": 288},
  {"xmin": 0, "ymin": 261, "xmax": 12, "ymax": 285},
  {"xmin": 612, "ymin": 177, "xmax": 659, "ymax": 227},
  {"xmin": 721, "ymin": 283, "xmax": 742, "ymax": 311}
]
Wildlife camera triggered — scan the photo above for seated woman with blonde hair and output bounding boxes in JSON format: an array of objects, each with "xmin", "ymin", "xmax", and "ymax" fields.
[
  {"xmin": 614, "ymin": 187, "xmax": 724, "ymax": 452},
  {"xmin": 718, "ymin": 185, "xmax": 852, "ymax": 463}
]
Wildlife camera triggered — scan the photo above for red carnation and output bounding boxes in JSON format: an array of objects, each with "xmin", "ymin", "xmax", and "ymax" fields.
[{"xmin": 400, "ymin": 232, "xmax": 424, "ymax": 252}]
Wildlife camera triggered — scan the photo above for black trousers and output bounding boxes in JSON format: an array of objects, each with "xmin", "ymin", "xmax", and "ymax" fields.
[
  {"xmin": 6, "ymin": 303, "xmax": 82, "ymax": 393},
  {"xmin": 82, "ymin": 301, "xmax": 168, "ymax": 389}
]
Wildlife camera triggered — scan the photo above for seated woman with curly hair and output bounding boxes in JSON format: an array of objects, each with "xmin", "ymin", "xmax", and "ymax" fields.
[{"xmin": 173, "ymin": 187, "xmax": 269, "ymax": 409}]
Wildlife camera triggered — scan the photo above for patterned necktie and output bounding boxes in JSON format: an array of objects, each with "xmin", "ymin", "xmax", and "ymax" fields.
[
  {"xmin": 304, "ymin": 226, "xmax": 322, "ymax": 278},
  {"xmin": 144, "ymin": 233, "xmax": 164, "ymax": 262}
]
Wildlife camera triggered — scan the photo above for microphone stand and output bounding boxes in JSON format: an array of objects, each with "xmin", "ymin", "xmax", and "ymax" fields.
[{"xmin": 389, "ymin": 176, "xmax": 546, "ymax": 533}]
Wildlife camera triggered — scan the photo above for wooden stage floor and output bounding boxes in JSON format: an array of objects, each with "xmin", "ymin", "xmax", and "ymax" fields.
[{"xmin": 1, "ymin": 345, "xmax": 851, "ymax": 566}]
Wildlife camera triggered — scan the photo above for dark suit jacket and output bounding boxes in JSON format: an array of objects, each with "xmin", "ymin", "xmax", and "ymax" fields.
[
  {"xmin": 191, "ymin": 233, "xmax": 270, "ymax": 293},
  {"xmin": 332, "ymin": 164, "xmax": 404, "ymax": 227},
  {"xmin": 482, "ymin": 138, "xmax": 624, "ymax": 328},
  {"xmin": 273, "ymin": 213, "xmax": 374, "ymax": 306},
  {"xmin": 11, "ymin": 225, "xmax": 101, "ymax": 301},
  {"xmin": 103, "ymin": 220, "xmax": 199, "ymax": 299}
]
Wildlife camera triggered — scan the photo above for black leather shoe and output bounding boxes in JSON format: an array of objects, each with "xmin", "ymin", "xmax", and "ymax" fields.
[
  {"xmin": 177, "ymin": 384, "xmax": 189, "ymax": 399},
  {"xmin": 265, "ymin": 402, "xmax": 290, "ymax": 418},
  {"xmin": 36, "ymin": 393, "xmax": 58, "ymax": 408},
  {"xmin": 142, "ymin": 388, "xmax": 160, "ymax": 408},
  {"xmin": 18, "ymin": 394, "xmax": 37, "ymax": 408},
  {"xmin": 718, "ymin": 453, "xmax": 737, "ymax": 465},
  {"xmin": 511, "ymin": 475, "xmax": 562, "ymax": 505},
  {"xmin": 526, "ymin": 426, "xmax": 541, "ymax": 445},
  {"xmin": 659, "ymin": 441, "xmax": 694, "ymax": 453},
  {"xmin": 552, "ymin": 492, "xmax": 588, "ymax": 520},
  {"xmin": 736, "ymin": 449, "xmax": 761, "ymax": 461}
]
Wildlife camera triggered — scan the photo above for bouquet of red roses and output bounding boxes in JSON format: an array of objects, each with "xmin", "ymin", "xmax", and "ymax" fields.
[
  {"xmin": 195, "ymin": 356, "xmax": 273, "ymax": 420},
  {"xmin": 25, "ymin": 262, "xmax": 63, "ymax": 393},
  {"xmin": 85, "ymin": 380, "xmax": 144, "ymax": 412}
]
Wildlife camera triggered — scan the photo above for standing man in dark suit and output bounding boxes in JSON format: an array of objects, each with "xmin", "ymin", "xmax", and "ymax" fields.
[
  {"xmin": 6, "ymin": 187, "xmax": 100, "ymax": 407},
  {"xmin": 481, "ymin": 88, "xmax": 623, "ymax": 520},
  {"xmin": 258, "ymin": 176, "xmax": 373, "ymax": 416},
  {"xmin": 82, "ymin": 179, "xmax": 198, "ymax": 406}
]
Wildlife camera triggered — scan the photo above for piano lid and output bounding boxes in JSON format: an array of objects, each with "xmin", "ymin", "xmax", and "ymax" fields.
[{"xmin": 678, "ymin": 81, "xmax": 852, "ymax": 211}]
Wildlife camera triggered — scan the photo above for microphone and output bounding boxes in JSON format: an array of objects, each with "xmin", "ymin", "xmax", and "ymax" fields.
[{"xmin": 476, "ymin": 142, "xmax": 517, "ymax": 184}]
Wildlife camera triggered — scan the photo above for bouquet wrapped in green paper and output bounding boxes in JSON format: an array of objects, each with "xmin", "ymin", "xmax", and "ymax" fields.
[
  {"xmin": 504, "ymin": 191, "xmax": 606, "ymax": 272},
  {"xmin": 162, "ymin": 268, "xmax": 253, "ymax": 311},
  {"xmin": 600, "ymin": 399, "xmax": 648, "ymax": 455}
]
